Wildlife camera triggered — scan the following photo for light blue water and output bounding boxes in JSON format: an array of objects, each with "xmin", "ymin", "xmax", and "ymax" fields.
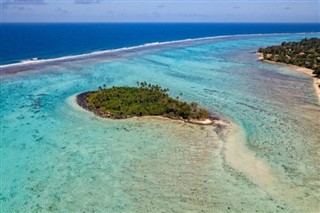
[{"xmin": 1, "ymin": 34, "xmax": 320, "ymax": 212}]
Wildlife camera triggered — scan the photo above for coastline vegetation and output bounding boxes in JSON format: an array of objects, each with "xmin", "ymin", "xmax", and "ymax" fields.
[
  {"xmin": 77, "ymin": 82, "xmax": 211, "ymax": 122},
  {"xmin": 257, "ymin": 37, "xmax": 320, "ymax": 77}
]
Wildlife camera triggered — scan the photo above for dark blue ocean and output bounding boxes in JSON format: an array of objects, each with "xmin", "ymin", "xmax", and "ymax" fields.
[{"xmin": 1, "ymin": 23, "xmax": 320, "ymax": 65}]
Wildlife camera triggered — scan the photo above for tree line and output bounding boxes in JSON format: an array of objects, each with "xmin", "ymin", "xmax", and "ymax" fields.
[
  {"xmin": 258, "ymin": 38, "xmax": 320, "ymax": 77},
  {"xmin": 85, "ymin": 82, "xmax": 209, "ymax": 120}
]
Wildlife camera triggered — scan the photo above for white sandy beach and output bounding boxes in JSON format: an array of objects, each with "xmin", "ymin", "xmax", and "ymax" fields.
[
  {"xmin": 257, "ymin": 53, "xmax": 320, "ymax": 101},
  {"xmin": 292, "ymin": 66, "xmax": 320, "ymax": 100}
]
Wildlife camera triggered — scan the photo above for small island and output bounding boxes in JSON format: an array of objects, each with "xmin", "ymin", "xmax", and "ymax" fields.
[
  {"xmin": 257, "ymin": 37, "xmax": 320, "ymax": 99},
  {"xmin": 77, "ymin": 82, "xmax": 215, "ymax": 125}
]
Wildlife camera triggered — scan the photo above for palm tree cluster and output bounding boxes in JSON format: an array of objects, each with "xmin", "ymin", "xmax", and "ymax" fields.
[
  {"xmin": 258, "ymin": 38, "xmax": 320, "ymax": 77},
  {"xmin": 85, "ymin": 82, "xmax": 209, "ymax": 120}
]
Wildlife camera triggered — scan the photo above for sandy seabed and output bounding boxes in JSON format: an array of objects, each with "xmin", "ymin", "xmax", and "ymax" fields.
[
  {"xmin": 257, "ymin": 55, "xmax": 320, "ymax": 101},
  {"xmin": 67, "ymin": 95, "xmax": 320, "ymax": 212}
]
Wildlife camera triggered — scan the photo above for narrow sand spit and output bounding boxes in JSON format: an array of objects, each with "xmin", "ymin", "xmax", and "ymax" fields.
[
  {"xmin": 223, "ymin": 123, "xmax": 320, "ymax": 212},
  {"xmin": 223, "ymin": 124, "xmax": 278, "ymax": 191}
]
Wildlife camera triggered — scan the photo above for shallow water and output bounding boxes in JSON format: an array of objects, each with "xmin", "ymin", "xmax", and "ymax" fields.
[{"xmin": 1, "ymin": 34, "xmax": 320, "ymax": 212}]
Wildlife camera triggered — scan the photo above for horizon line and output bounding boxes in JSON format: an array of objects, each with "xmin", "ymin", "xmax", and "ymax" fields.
[{"xmin": 2, "ymin": 22, "xmax": 320, "ymax": 24}]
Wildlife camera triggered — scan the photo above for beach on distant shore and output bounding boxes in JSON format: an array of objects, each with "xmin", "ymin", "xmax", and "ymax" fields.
[
  {"xmin": 291, "ymin": 65, "xmax": 320, "ymax": 100},
  {"xmin": 257, "ymin": 53, "xmax": 320, "ymax": 101}
]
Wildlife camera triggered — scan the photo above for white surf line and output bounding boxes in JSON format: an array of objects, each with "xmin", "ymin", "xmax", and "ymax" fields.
[{"xmin": 1, "ymin": 32, "xmax": 319, "ymax": 70}]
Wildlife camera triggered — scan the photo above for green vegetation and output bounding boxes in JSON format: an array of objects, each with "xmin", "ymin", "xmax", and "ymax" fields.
[
  {"xmin": 81, "ymin": 82, "xmax": 210, "ymax": 121},
  {"xmin": 258, "ymin": 38, "xmax": 320, "ymax": 77}
]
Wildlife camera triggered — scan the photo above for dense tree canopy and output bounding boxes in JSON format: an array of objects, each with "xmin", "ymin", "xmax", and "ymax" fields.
[{"xmin": 80, "ymin": 82, "xmax": 209, "ymax": 121}]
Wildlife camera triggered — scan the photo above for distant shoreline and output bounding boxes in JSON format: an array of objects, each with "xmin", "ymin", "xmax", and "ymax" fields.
[
  {"xmin": 257, "ymin": 53, "xmax": 320, "ymax": 101},
  {"xmin": 76, "ymin": 92, "xmax": 216, "ymax": 125}
]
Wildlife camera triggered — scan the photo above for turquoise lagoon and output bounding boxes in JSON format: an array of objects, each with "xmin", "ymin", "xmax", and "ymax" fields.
[{"xmin": 1, "ymin": 34, "xmax": 320, "ymax": 212}]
